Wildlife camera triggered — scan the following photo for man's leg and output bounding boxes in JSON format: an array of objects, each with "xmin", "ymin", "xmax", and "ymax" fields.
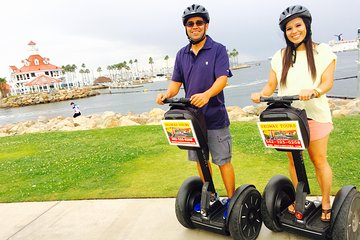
[{"xmin": 219, "ymin": 162, "xmax": 235, "ymax": 198}]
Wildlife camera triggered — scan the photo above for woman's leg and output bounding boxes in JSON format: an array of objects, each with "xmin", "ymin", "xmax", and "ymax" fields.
[
  {"xmin": 287, "ymin": 152, "xmax": 297, "ymax": 214},
  {"xmin": 307, "ymin": 134, "xmax": 332, "ymax": 220}
]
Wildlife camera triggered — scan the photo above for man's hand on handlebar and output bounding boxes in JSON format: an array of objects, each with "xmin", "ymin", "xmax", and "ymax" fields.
[
  {"xmin": 190, "ymin": 92, "xmax": 210, "ymax": 108},
  {"xmin": 156, "ymin": 93, "xmax": 170, "ymax": 105},
  {"xmin": 251, "ymin": 92, "xmax": 262, "ymax": 103}
]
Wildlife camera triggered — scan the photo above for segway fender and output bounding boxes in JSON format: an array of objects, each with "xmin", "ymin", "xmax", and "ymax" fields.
[
  {"xmin": 225, "ymin": 184, "xmax": 254, "ymax": 226},
  {"xmin": 330, "ymin": 185, "xmax": 356, "ymax": 227},
  {"xmin": 263, "ymin": 175, "xmax": 295, "ymax": 220}
]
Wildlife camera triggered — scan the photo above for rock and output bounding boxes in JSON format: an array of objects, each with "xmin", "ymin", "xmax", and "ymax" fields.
[
  {"xmin": 119, "ymin": 117, "xmax": 140, "ymax": 126},
  {"xmin": 0, "ymin": 98, "xmax": 359, "ymax": 137},
  {"xmin": 102, "ymin": 115, "xmax": 120, "ymax": 128},
  {"xmin": 148, "ymin": 108, "xmax": 165, "ymax": 120},
  {"xmin": 0, "ymin": 87, "xmax": 100, "ymax": 108}
]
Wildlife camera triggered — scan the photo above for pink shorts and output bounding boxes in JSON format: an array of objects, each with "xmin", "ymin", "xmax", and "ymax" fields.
[{"xmin": 308, "ymin": 120, "xmax": 333, "ymax": 142}]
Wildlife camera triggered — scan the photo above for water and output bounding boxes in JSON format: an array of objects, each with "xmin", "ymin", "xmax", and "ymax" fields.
[{"xmin": 0, "ymin": 51, "xmax": 358, "ymax": 126}]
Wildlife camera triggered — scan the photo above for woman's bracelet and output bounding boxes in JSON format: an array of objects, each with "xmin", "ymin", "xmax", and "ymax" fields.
[{"xmin": 313, "ymin": 88, "xmax": 323, "ymax": 98}]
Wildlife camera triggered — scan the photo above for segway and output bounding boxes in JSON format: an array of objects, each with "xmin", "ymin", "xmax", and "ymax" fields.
[
  {"xmin": 257, "ymin": 95, "xmax": 360, "ymax": 239},
  {"xmin": 161, "ymin": 98, "xmax": 262, "ymax": 240}
]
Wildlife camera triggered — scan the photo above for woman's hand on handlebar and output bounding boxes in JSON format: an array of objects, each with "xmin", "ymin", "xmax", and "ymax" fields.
[
  {"xmin": 251, "ymin": 92, "xmax": 261, "ymax": 103},
  {"xmin": 299, "ymin": 89, "xmax": 317, "ymax": 101}
]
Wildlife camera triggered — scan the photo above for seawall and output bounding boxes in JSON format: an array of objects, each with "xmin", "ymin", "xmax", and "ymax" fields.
[{"xmin": 0, "ymin": 98, "xmax": 359, "ymax": 137}]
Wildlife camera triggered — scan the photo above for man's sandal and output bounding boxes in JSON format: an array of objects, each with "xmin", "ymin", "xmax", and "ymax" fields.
[
  {"xmin": 321, "ymin": 209, "xmax": 331, "ymax": 222},
  {"xmin": 288, "ymin": 202, "xmax": 296, "ymax": 215}
]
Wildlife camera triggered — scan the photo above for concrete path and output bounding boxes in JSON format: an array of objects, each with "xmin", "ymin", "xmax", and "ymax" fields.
[{"xmin": 0, "ymin": 198, "xmax": 312, "ymax": 240}]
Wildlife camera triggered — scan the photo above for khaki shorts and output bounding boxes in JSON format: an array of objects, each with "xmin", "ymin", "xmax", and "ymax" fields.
[{"xmin": 188, "ymin": 127, "xmax": 232, "ymax": 166}]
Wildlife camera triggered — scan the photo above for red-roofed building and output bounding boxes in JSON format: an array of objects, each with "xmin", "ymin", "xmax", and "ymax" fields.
[{"xmin": 8, "ymin": 41, "xmax": 63, "ymax": 95}]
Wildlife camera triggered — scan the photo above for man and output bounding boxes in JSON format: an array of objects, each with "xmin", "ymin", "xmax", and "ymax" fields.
[
  {"xmin": 70, "ymin": 102, "xmax": 81, "ymax": 118},
  {"xmin": 156, "ymin": 4, "xmax": 235, "ymax": 219}
]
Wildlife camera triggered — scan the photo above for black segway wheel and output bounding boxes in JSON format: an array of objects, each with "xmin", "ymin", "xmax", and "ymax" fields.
[
  {"xmin": 175, "ymin": 176, "xmax": 202, "ymax": 229},
  {"xmin": 261, "ymin": 175, "xmax": 295, "ymax": 232},
  {"xmin": 332, "ymin": 189, "xmax": 360, "ymax": 240},
  {"xmin": 229, "ymin": 186, "xmax": 262, "ymax": 240}
]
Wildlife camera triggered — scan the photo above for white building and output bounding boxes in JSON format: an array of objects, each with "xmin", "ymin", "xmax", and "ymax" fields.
[{"xmin": 9, "ymin": 41, "xmax": 63, "ymax": 95}]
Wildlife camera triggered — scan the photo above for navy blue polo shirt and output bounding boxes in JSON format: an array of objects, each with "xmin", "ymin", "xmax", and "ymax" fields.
[{"xmin": 172, "ymin": 35, "xmax": 232, "ymax": 129}]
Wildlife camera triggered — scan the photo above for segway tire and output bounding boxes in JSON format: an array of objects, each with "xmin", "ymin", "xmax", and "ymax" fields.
[
  {"xmin": 332, "ymin": 188, "xmax": 360, "ymax": 240},
  {"xmin": 229, "ymin": 186, "xmax": 262, "ymax": 240},
  {"xmin": 175, "ymin": 176, "xmax": 202, "ymax": 229},
  {"xmin": 261, "ymin": 175, "xmax": 295, "ymax": 232},
  {"xmin": 260, "ymin": 200, "xmax": 282, "ymax": 232}
]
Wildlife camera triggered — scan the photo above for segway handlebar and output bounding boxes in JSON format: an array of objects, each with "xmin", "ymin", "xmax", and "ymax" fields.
[
  {"xmin": 163, "ymin": 98, "xmax": 191, "ymax": 104},
  {"xmin": 260, "ymin": 95, "xmax": 300, "ymax": 103}
]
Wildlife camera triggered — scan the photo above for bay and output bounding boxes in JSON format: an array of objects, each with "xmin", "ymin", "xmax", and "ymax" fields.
[{"xmin": 0, "ymin": 51, "xmax": 358, "ymax": 126}]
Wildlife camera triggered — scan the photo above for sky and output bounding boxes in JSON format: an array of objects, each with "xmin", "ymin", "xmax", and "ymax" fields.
[{"xmin": 1, "ymin": 0, "xmax": 359, "ymax": 78}]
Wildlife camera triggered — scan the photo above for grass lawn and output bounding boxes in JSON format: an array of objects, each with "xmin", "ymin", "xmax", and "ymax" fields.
[{"xmin": 0, "ymin": 116, "xmax": 359, "ymax": 202}]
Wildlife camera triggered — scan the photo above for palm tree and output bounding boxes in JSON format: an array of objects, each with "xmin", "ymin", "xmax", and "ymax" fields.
[
  {"xmin": 79, "ymin": 63, "xmax": 89, "ymax": 85},
  {"xmin": 61, "ymin": 64, "xmax": 77, "ymax": 88},
  {"xmin": 134, "ymin": 59, "xmax": 139, "ymax": 77},
  {"xmin": 129, "ymin": 60, "xmax": 134, "ymax": 80},
  {"xmin": 107, "ymin": 65, "xmax": 115, "ymax": 81},
  {"xmin": 79, "ymin": 69, "xmax": 85, "ymax": 86},
  {"xmin": 96, "ymin": 67, "xmax": 102, "ymax": 77},
  {"xmin": 85, "ymin": 69, "xmax": 91, "ymax": 84},
  {"xmin": 228, "ymin": 51, "xmax": 234, "ymax": 67},
  {"xmin": 232, "ymin": 49, "xmax": 239, "ymax": 66},
  {"xmin": 164, "ymin": 55, "xmax": 169, "ymax": 75},
  {"xmin": 149, "ymin": 57, "xmax": 154, "ymax": 77}
]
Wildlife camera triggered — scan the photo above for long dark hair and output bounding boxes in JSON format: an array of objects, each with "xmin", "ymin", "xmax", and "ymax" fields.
[{"xmin": 280, "ymin": 17, "xmax": 316, "ymax": 87}]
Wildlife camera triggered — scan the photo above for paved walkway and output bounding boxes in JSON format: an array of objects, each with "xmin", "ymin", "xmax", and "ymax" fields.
[{"xmin": 0, "ymin": 198, "xmax": 312, "ymax": 240}]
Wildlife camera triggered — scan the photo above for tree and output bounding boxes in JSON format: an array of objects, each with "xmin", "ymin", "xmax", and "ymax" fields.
[
  {"xmin": 107, "ymin": 65, "xmax": 115, "ymax": 80},
  {"xmin": 0, "ymin": 77, "xmax": 10, "ymax": 98},
  {"xmin": 232, "ymin": 49, "xmax": 239, "ymax": 66},
  {"xmin": 227, "ymin": 49, "xmax": 234, "ymax": 67},
  {"xmin": 134, "ymin": 59, "xmax": 139, "ymax": 77},
  {"xmin": 61, "ymin": 64, "xmax": 77, "ymax": 88},
  {"xmin": 96, "ymin": 67, "xmax": 102, "ymax": 76},
  {"xmin": 149, "ymin": 57, "xmax": 154, "ymax": 76},
  {"xmin": 79, "ymin": 63, "xmax": 90, "ymax": 85},
  {"xmin": 85, "ymin": 69, "xmax": 91, "ymax": 83},
  {"xmin": 164, "ymin": 55, "xmax": 169, "ymax": 74}
]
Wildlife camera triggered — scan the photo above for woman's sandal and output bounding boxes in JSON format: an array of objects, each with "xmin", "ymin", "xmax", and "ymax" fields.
[
  {"xmin": 321, "ymin": 209, "xmax": 331, "ymax": 222},
  {"xmin": 288, "ymin": 202, "xmax": 296, "ymax": 215}
]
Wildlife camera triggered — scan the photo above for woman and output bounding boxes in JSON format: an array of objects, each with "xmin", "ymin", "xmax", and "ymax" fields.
[{"xmin": 251, "ymin": 5, "xmax": 336, "ymax": 222}]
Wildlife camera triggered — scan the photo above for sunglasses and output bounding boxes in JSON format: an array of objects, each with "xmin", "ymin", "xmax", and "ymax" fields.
[{"xmin": 185, "ymin": 20, "xmax": 206, "ymax": 28}]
